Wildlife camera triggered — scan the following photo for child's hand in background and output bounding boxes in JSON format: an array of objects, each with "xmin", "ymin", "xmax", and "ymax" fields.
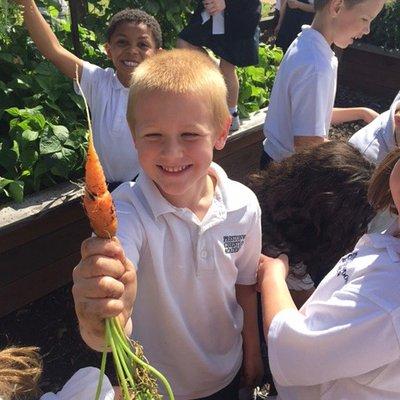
[
  {"xmin": 72, "ymin": 237, "xmax": 137, "ymax": 351},
  {"xmin": 203, "ymin": 0, "xmax": 226, "ymax": 15},
  {"xmin": 360, "ymin": 107, "xmax": 379, "ymax": 124},
  {"xmin": 257, "ymin": 253, "xmax": 289, "ymax": 290}
]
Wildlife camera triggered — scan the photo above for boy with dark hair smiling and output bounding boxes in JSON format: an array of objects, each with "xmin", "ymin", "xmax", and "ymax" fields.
[{"xmin": 17, "ymin": 1, "xmax": 162, "ymax": 187}]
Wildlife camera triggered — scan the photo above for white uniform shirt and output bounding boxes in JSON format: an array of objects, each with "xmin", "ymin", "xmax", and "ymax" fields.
[
  {"xmin": 268, "ymin": 229, "xmax": 400, "ymax": 400},
  {"xmin": 40, "ymin": 367, "xmax": 114, "ymax": 400},
  {"xmin": 113, "ymin": 163, "xmax": 261, "ymax": 399},
  {"xmin": 349, "ymin": 93, "xmax": 400, "ymax": 165},
  {"xmin": 263, "ymin": 26, "xmax": 338, "ymax": 161},
  {"xmin": 350, "ymin": 92, "xmax": 400, "ymax": 233},
  {"xmin": 74, "ymin": 61, "xmax": 139, "ymax": 183}
]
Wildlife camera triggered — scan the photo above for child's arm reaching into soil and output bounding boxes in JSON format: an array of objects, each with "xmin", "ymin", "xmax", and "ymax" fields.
[
  {"xmin": 236, "ymin": 284, "xmax": 264, "ymax": 389},
  {"xmin": 14, "ymin": 0, "xmax": 83, "ymax": 80},
  {"xmin": 332, "ymin": 107, "xmax": 379, "ymax": 125}
]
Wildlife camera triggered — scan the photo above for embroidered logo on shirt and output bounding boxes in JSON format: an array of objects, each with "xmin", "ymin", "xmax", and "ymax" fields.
[
  {"xmin": 223, "ymin": 235, "xmax": 246, "ymax": 254},
  {"xmin": 336, "ymin": 251, "xmax": 358, "ymax": 283}
]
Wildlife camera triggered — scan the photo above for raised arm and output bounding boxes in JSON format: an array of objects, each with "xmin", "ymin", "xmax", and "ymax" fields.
[{"xmin": 17, "ymin": 0, "xmax": 83, "ymax": 80}]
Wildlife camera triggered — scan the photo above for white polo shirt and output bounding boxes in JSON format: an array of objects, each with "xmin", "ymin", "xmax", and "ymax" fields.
[
  {"xmin": 349, "ymin": 92, "xmax": 400, "ymax": 165},
  {"xmin": 40, "ymin": 367, "xmax": 114, "ymax": 400},
  {"xmin": 263, "ymin": 26, "xmax": 338, "ymax": 161},
  {"xmin": 113, "ymin": 163, "xmax": 261, "ymax": 399},
  {"xmin": 74, "ymin": 61, "xmax": 139, "ymax": 183},
  {"xmin": 268, "ymin": 229, "xmax": 400, "ymax": 400}
]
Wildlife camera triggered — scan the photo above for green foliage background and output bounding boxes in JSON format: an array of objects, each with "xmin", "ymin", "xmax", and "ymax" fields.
[
  {"xmin": 0, "ymin": 0, "xmax": 281, "ymax": 203},
  {"xmin": 362, "ymin": 0, "xmax": 400, "ymax": 51}
]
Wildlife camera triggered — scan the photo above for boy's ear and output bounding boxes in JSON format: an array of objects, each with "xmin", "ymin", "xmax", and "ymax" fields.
[
  {"xmin": 330, "ymin": 0, "xmax": 344, "ymax": 16},
  {"xmin": 214, "ymin": 117, "xmax": 231, "ymax": 150},
  {"xmin": 104, "ymin": 43, "xmax": 112, "ymax": 60}
]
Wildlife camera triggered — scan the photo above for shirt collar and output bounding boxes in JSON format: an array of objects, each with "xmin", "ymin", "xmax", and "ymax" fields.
[
  {"xmin": 300, "ymin": 25, "xmax": 336, "ymax": 60},
  {"xmin": 136, "ymin": 162, "xmax": 247, "ymax": 220},
  {"xmin": 111, "ymin": 69, "xmax": 129, "ymax": 92},
  {"xmin": 361, "ymin": 221, "xmax": 400, "ymax": 262}
]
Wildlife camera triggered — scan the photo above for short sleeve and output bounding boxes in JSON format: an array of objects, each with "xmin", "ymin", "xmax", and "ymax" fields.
[
  {"xmin": 114, "ymin": 187, "xmax": 146, "ymax": 268},
  {"xmin": 290, "ymin": 72, "xmax": 332, "ymax": 138},
  {"xmin": 268, "ymin": 291, "xmax": 400, "ymax": 387},
  {"xmin": 235, "ymin": 199, "xmax": 262, "ymax": 285},
  {"xmin": 73, "ymin": 61, "xmax": 107, "ymax": 110}
]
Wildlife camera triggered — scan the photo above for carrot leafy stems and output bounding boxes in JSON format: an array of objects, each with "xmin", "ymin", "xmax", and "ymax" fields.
[{"xmin": 95, "ymin": 318, "xmax": 174, "ymax": 400}]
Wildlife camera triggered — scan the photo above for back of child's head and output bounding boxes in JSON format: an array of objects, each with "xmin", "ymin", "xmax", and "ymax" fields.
[
  {"xmin": 314, "ymin": 0, "xmax": 369, "ymax": 11},
  {"xmin": 251, "ymin": 141, "xmax": 375, "ymax": 283},
  {"xmin": 127, "ymin": 48, "xmax": 230, "ymax": 133},
  {"xmin": 368, "ymin": 148, "xmax": 400, "ymax": 215},
  {"xmin": 0, "ymin": 346, "xmax": 42, "ymax": 400},
  {"xmin": 106, "ymin": 9, "xmax": 162, "ymax": 48}
]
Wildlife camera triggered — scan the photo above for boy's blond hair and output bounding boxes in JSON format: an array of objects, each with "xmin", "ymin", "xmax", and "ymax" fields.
[
  {"xmin": 0, "ymin": 346, "xmax": 42, "ymax": 400},
  {"xmin": 314, "ymin": 0, "xmax": 369, "ymax": 11},
  {"xmin": 127, "ymin": 49, "xmax": 230, "ymax": 133}
]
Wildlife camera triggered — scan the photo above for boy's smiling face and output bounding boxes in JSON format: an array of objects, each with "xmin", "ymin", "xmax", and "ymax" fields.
[
  {"xmin": 105, "ymin": 22, "xmax": 158, "ymax": 87},
  {"xmin": 132, "ymin": 90, "xmax": 228, "ymax": 209}
]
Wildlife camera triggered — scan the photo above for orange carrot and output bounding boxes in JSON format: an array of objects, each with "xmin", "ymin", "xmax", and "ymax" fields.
[
  {"xmin": 83, "ymin": 130, "xmax": 117, "ymax": 238},
  {"xmin": 75, "ymin": 69, "xmax": 117, "ymax": 239}
]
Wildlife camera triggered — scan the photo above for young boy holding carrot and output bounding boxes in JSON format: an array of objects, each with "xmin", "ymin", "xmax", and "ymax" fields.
[
  {"xmin": 72, "ymin": 49, "xmax": 264, "ymax": 400},
  {"xmin": 16, "ymin": 0, "xmax": 162, "ymax": 188}
]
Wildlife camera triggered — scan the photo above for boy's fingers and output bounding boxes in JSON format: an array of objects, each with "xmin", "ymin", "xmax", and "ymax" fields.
[
  {"xmin": 74, "ymin": 254, "xmax": 126, "ymax": 280},
  {"xmin": 76, "ymin": 297, "xmax": 125, "ymax": 321},
  {"xmin": 73, "ymin": 275, "xmax": 125, "ymax": 300},
  {"xmin": 81, "ymin": 236, "xmax": 126, "ymax": 264}
]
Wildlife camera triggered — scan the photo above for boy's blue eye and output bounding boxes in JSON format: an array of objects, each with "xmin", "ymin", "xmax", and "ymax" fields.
[
  {"xmin": 182, "ymin": 133, "xmax": 199, "ymax": 140},
  {"xmin": 144, "ymin": 133, "xmax": 161, "ymax": 140}
]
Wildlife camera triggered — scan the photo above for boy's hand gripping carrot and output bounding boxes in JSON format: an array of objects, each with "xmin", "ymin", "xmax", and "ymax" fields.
[{"xmin": 76, "ymin": 70, "xmax": 174, "ymax": 400}]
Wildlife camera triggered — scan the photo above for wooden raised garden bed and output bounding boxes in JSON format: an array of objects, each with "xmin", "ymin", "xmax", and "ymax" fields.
[
  {"xmin": 338, "ymin": 42, "xmax": 400, "ymax": 98},
  {"xmin": 0, "ymin": 109, "xmax": 266, "ymax": 317}
]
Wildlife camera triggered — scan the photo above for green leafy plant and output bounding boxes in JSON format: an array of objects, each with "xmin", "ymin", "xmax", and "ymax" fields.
[
  {"xmin": 0, "ymin": 106, "xmax": 87, "ymax": 202},
  {"xmin": 237, "ymin": 43, "xmax": 283, "ymax": 118},
  {"xmin": 0, "ymin": 0, "xmax": 21, "ymax": 41},
  {"xmin": 362, "ymin": 0, "xmax": 400, "ymax": 52}
]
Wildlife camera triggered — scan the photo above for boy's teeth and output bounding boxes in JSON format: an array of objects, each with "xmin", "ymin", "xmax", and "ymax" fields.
[
  {"xmin": 163, "ymin": 166, "xmax": 187, "ymax": 172},
  {"xmin": 123, "ymin": 61, "xmax": 137, "ymax": 67}
]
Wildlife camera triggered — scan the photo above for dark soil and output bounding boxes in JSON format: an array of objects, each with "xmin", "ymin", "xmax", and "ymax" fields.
[{"xmin": 0, "ymin": 84, "xmax": 394, "ymax": 394}]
